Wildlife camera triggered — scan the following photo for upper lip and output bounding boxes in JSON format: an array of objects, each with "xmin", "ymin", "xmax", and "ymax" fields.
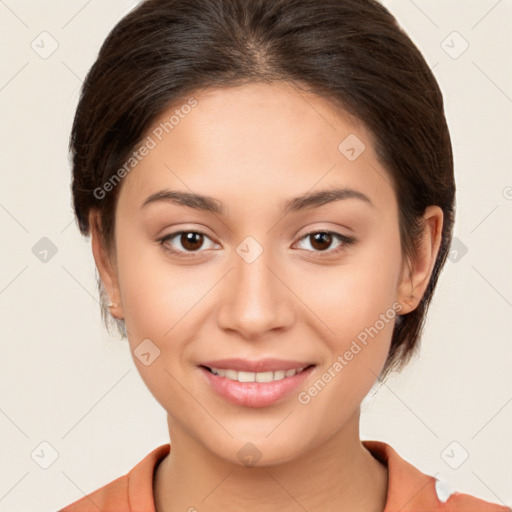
[{"xmin": 200, "ymin": 358, "xmax": 315, "ymax": 373}]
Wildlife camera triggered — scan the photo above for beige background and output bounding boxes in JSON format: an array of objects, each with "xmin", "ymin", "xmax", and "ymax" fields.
[{"xmin": 0, "ymin": 0, "xmax": 511, "ymax": 510}]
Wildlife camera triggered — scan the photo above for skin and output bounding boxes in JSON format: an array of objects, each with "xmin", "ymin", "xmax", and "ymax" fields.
[{"xmin": 90, "ymin": 81, "xmax": 443, "ymax": 512}]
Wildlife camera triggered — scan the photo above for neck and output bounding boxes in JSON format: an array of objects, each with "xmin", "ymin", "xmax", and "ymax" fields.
[{"xmin": 154, "ymin": 410, "xmax": 388, "ymax": 512}]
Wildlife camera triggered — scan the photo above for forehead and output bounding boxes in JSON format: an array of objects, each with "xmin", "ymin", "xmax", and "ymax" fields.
[{"xmin": 117, "ymin": 81, "xmax": 395, "ymax": 215}]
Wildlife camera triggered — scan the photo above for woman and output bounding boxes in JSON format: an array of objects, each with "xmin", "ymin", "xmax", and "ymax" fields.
[{"xmin": 58, "ymin": 0, "xmax": 510, "ymax": 510}]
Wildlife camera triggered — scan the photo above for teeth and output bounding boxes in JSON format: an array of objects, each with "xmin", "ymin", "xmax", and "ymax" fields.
[{"xmin": 209, "ymin": 366, "xmax": 306, "ymax": 382}]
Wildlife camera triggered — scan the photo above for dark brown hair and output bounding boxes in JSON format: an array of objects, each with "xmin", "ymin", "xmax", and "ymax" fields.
[{"xmin": 70, "ymin": 0, "xmax": 455, "ymax": 379}]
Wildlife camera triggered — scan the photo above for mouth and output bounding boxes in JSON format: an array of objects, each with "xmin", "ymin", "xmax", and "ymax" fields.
[
  {"xmin": 197, "ymin": 359, "xmax": 317, "ymax": 408},
  {"xmin": 200, "ymin": 364, "xmax": 315, "ymax": 383}
]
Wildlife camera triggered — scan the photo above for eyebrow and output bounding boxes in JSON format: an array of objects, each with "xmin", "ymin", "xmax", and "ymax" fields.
[{"xmin": 141, "ymin": 186, "xmax": 374, "ymax": 214}]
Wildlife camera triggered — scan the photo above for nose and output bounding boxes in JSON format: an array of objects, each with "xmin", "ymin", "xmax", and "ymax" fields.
[{"xmin": 216, "ymin": 243, "xmax": 296, "ymax": 340}]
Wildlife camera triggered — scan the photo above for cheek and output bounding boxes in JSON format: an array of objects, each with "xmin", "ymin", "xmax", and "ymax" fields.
[
  {"xmin": 298, "ymin": 224, "xmax": 402, "ymax": 396},
  {"xmin": 113, "ymin": 236, "xmax": 210, "ymax": 403},
  {"xmin": 312, "ymin": 229, "xmax": 402, "ymax": 336},
  {"xmin": 297, "ymin": 251, "xmax": 401, "ymax": 427},
  {"xmin": 113, "ymin": 226, "xmax": 204, "ymax": 342}
]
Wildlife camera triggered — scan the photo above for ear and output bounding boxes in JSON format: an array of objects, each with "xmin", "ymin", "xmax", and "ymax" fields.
[
  {"xmin": 397, "ymin": 205, "xmax": 444, "ymax": 314},
  {"xmin": 89, "ymin": 210, "xmax": 124, "ymax": 320}
]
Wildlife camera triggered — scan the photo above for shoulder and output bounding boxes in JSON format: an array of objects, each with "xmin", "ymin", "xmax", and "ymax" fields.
[
  {"xmin": 439, "ymin": 482, "xmax": 512, "ymax": 512},
  {"xmin": 362, "ymin": 440, "xmax": 511, "ymax": 512},
  {"xmin": 58, "ymin": 474, "xmax": 129, "ymax": 512},
  {"xmin": 57, "ymin": 444, "xmax": 171, "ymax": 512}
]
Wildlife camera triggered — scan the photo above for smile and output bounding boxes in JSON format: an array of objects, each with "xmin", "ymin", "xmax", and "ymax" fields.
[
  {"xmin": 199, "ymin": 363, "xmax": 316, "ymax": 408},
  {"xmin": 206, "ymin": 366, "xmax": 308, "ymax": 382}
]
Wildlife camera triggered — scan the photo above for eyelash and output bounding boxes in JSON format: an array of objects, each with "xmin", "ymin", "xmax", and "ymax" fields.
[{"xmin": 157, "ymin": 229, "xmax": 356, "ymax": 258}]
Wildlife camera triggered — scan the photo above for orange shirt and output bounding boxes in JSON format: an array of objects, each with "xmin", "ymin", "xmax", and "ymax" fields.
[{"xmin": 58, "ymin": 440, "xmax": 510, "ymax": 511}]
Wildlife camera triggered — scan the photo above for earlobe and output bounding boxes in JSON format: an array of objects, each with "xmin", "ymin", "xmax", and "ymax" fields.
[
  {"xmin": 397, "ymin": 206, "xmax": 444, "ymax": 314},
  {"xmin": 89, "ymin": 210, "xmax": 124, "ymax": 319}
]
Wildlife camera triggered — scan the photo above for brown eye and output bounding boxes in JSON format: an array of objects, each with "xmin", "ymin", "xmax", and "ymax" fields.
[
  {"xmin": 159, "ymin": 230, "xmax": 218, "ymax": 257},
  {"xmin": 180, "ymin": 232, "xmax": 205, "ymax": 251},
  {"xmin": 309, "ymin": 232, "xmax": 333, "ymax": 251},
  {"xmin": 295, "ymin": 230, "xmax": 356, "ymax": 255}
]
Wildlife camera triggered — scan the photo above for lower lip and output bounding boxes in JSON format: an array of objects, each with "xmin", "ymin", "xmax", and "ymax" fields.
[{"xmin": 199, "ymin": 365, "xmax": 315, "ymax": 408}]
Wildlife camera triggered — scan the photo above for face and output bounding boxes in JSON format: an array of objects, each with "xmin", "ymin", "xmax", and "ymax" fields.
[{"xmin": 91, "ymin": 81, "xmax": 440, "ymax": 466}]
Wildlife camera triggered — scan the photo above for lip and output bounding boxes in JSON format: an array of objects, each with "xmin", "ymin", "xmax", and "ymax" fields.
[
  {"xmin": 199, "ymin": 358, "xmax": 314, "ymax": 373},
  {"xmin": 198, "ymin": 362, "xmax": 316, "ymax": 408}
]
